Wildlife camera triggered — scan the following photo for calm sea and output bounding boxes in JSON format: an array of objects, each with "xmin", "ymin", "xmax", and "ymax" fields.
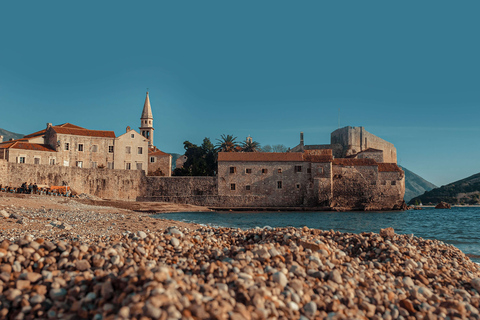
[{"xmin": 154, "ymin": 207, "xmax": 480, "ymax": 263}]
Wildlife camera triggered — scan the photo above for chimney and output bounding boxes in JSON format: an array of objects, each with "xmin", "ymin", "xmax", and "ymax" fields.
[
  {"xmin": 0, "ymin": 135, "xmax": 3, "ymax": 143},
  {"xmin": 300, "ymin": 132, "xmax": 304, "ymax": 146},
  {"xmin": 46, "ymin": 123, "xmax": 52, "ymax": 129}
]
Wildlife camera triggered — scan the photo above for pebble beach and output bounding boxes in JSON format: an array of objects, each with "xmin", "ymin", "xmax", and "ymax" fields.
[{"xmin": 1, "ymin": 194, "xmax": 480, "ymax": 319}]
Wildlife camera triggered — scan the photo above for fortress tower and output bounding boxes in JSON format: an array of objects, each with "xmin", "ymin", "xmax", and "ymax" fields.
[{"xmin": 139, "ymin": 91, "xmax": 154, "ymax": 147}]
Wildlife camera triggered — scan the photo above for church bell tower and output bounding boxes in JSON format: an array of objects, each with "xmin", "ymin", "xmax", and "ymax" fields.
[{"xmin": 139, "ymin": 91, "xmax": 154, "ymax": 147}]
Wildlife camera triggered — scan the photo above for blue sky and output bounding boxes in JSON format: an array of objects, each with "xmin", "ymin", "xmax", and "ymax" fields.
[{"xmin": 0, "ymin": 1, "xmax": 479, "ymax": 186}]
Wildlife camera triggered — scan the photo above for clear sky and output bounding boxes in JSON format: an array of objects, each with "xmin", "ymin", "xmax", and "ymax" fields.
[{"xmin": 1, "ymin": 1, "xmax": 479, "ymax": 186}]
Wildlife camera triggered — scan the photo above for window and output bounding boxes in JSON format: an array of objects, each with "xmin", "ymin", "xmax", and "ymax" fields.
[
  {"xmin": 318, "ymin": 167, "xmax": 324, "ymax": 174},
  {"xmin": 230, "ymin": 184, "xmax": 236, "ymax": 191},
  {"xmin": 136, "ymin": 163, "xmax": 143, "ymax": 170},
  {"xmin": 65, "ymin": 143, "xmax": 69, "ymax": 151},
  {"xmin": 138, "ymin": 147, "xmax": 143, "ymax": 155},
  {"xmin": 230, "ymin": 167, "xmax": 236, "ymax": 174},
  {"xmin": 49, "ymin": 158, "xmax": 56, "ymax": 165},
  {"xmin": 91, "ymin": 162, "xmax": 97, "ymax": 168},
  {"xmin": 78, "ymin": 144, "xmax": 84, "ymax": 152},
  {"xmin": 381, "ymin": 180, "xmax": 387, "ymax": 186},
  {"xmin": 34, "ymin": 158, "xmax": 40, "ymax": 165},
  {"xmin": 277, "ymin": 181, "xmax": 283, "ymax": 189},
  {"xmin": 92, "ymin": 145, "xmax": 98, "ymax": 153},
  {"xmin": 107, "ymin": 162, "xmax": 114, "ymax": 169},
  {"xmin": 307, "ymin": 168, "xmax": 311, "ymax": 174},
  {"xmin": 245, "ymin": 168, "xmax": 252, "ymax": 174},
  {"xmin": 371, "ymin": 181, "xmax": 377, "ymax": 185},
  {"xmin": 19, "ymin": 157, "xmax": 26, "ymax": 163},
  {"xmin": 125, "ymin": 163, "xmax": 131, "ymax": 170},
  {"xmin": 150, "ymin": 157, "xmax": 155, "ymax": 163},
  {"xmin": 296, "ymin": 184, "xmax": 301, "ymax": 189},
  {"xmin": 108, "ymin": 146, "xmax": 114, "ymax": 153},
  {"xmin": 246, "ymin": 185, "xmax": 251, "ymax": 191},
  {"xmin": 391, "ymin": 181, "xmax": 397, "ymax": 186},
  {"xmin": 126, "ymin": 146, "xmax": 131, "ymax": 154},
  {"xmin": 278, "ymin": 168, "xmax": 282, "ymax": 173},
  {"xmin": 131, "ymin": 134, "xmax": 135, "ymax": 138},
  {"xmin": 295, "ymin": 166, "xmax": 302, "ymax": 173},
  {"xmin": 262, "ymin": 168, "xmax": 268, "ymax": 174},
  {"xmin": 76, "ymin": 161, "xmax": 83, "ymax": 168}
]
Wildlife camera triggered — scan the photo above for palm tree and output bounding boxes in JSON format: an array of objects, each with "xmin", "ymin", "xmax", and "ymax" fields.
[
  {"xmin": 241, "ymin": 138, "xmax": 261, "ymax": 152},
  {"xmin": 215, "ymin": 134, "xmax": 239, "ymax": 152}
]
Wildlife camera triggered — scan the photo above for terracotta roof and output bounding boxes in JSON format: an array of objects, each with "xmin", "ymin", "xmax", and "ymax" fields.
[
  {"xmin": 0, "ymin": 142, "xmax": 56, "ymax": 152},
  {"xmin": 218, "ymin": 152, "xmax": 305, "ymax": 162},
  {"xmin": 304, "ymin": 149, "xmax": 332, "ymax": 156},
  {"xmin": 53, "ymin": 127, "xmax": 115, "ymax": 138},
  {"xmin": 23, "ymin": 129, "xmax": 46, "ymax": 139},
  {"xmin": 303, "ymin": 154, "xmax": 333, "ymax": 162},
  {"xmin": 333, "ymin": 158, "xmax": 378, "ymax": 166},
  {"xmin": 378, "ymin": 163, "xmax": 403, "ymax": 172}
]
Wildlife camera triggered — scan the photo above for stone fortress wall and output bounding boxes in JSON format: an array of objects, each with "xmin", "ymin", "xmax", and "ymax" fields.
[
  {"xmin": 0, "ymin": 160, "xmax": 145, "ymax": 200},
  {"xmin": 330, "ymin": 126, "xmax": 397, "ymax": 163}
]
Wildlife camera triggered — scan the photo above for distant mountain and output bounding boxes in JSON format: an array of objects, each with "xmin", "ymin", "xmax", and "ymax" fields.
[
  {"xmin": 409, "ymin": 172, "xmax": 480, "ymax": 205},
  {"xmin": 0, "ymin": 128, "xmax": 23, "ymax": 142},
  {"xmin": 400, "ymin": 166, "xmax": 437, "ymax": 202}
]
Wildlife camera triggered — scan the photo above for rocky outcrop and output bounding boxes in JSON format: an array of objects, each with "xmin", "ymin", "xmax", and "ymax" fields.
[{"xmin": 435, "ymin": 202, "xmax": 452, "ymax": 209}]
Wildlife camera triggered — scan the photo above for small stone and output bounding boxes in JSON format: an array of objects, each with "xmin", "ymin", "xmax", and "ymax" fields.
[
  {"xmin": 471, "ymin": 278, "xmax": 480, "ymax": 292},
  {"xmin": 288, "ymin": 301, "xmax": 299, "ymax": 312},
  {"xmin": 118, "ymin": 306, "xmax": 130, "ymax": 318},
  {"xmin": 403, "ymin": 277, "xmax": 415, "ymax": 288},
  {"xmin": 75, "ymin": 260, "xmax": 91, "ymax": 271},
  {"xmin": 272, "ymin": 272, "xmax": 288, "ymax": 288},
  {"xmin": 50, "ymin": 288, "xmax": 67, "ymax": 300},
  {"xmin": 1, "ymin": 210, "xmax": 9, "ymax": 218},
  {"xmin": 171, "ymin": 237, "xmax": 180, "ymax": 248},
  {"xmin": 380, "ymin": 227, "xmax": 395, "ymax": 238},
  {"xmin": 329, "ymin": 269, "xmax": 343, "ymax": 284},
  {"xmin": 6, "ymin": 289, "xmax": 22, "ymax": 301},
  {"xmin": 303, "ymin": 301, "xmax": 317, "ymax": 318},
  {"xmin": 16, "ymin": 280, "xmax": 31, "ymax": 290},
  {"xmin": 24, "ymin": 272, "xmax": 42, "ymax": 283},
  {"xmin": 30, "ymin": 294, "xmax": 45, "ymax": 305},
  {"xmin": 137, "ymin": 231, "xmax": 147, "ymax": 239}
]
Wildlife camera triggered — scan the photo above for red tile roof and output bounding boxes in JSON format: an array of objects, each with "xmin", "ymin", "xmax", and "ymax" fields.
[
  {"xmin": 302, "ymin": 154, "xmax": 333, "ymax": 162},
  {"xmin": 218, "ymin": 152, "xmax": 305, "ymax": 162},
  {"xmin": 333, "ymin": 158, "xmax": 378, "ymax": 166},
  {"xmin": 378, "ymin": 163, "xmax": 403, "ymax": 172},
  {"xmin": 53, "ymin": 127, "xmax": 115, "ymax": 138},
  {"xmin": 0, "ymin": 142, "xmax": 56, "ymax": 152}
]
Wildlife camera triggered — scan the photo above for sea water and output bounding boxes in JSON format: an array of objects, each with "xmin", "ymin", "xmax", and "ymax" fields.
[{"xmin": 155, "ymin": 207, "xmax": 480, "ymax": 263}]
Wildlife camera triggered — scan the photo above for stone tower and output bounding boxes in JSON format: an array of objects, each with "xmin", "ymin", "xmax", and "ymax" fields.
[{"xmin": 139, "ymin": 91, "xmax": 154, "ymax": 147}]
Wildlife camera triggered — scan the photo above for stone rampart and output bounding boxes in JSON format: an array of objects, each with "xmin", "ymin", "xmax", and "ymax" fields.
[
  {"xmin": 1, "ymin": 161, "xmax": 145, "ymax": 200},
  {"xmin": 143, "ymin": 176, "xmax": 217, "ymax": 198}
]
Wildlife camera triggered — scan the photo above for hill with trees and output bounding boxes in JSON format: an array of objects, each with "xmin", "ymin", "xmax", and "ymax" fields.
[{"xmin": 409, "ymin": 172, "xmax": 480, "ymax": 205}]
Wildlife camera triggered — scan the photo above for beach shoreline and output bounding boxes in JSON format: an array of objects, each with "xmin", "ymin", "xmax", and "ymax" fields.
[{"xmin": 2, "ymin": 193, "xmax": 480, "ymax": 319}]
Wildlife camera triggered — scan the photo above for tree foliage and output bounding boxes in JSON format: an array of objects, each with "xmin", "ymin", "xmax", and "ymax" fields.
[
  {"xmin": 172, "ymin": 138, "xmax": 217, "ymax": 176},
  {"xmin": 260, "ymin": 144, "xmax": 289, "ymax": 152},
  {"xmin": 241, "ymin": 139, "xmax": 261, "ymax": 152},
  {"xmin": 215, "ymin": 134, "xmax": 239, "ymax": 152}
]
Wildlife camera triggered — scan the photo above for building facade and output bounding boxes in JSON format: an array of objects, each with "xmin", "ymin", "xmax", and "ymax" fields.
[{"xmin": 0, "ymin": 92, "xmax": 172, "ymax": 175}]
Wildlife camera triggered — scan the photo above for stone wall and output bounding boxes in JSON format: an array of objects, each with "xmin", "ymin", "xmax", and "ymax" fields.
[
  {"xmin": 143, "ymin": 176, "xmax": 217, "ymax": 197},
  {"xmin": 331, "ymin": 164, "xmax": 404, "ymax": 210},
  {"xmin": 0, "ymin": 161, "xmax": 144, "ymax": 200},
  {"xmin": 331, "ymin": 127, "xmax": 397, "ymax": 163}
]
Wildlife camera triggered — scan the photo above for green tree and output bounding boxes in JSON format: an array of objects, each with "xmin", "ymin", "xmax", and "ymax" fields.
[
  {"xmin": 172, "ymin": 138, "xmax": 217, "ymax": 176},
  {"xmin": 215, "ymin": 134, "xmax": 239, "ymax": 152},
  {"xmin": 241, "ymin": 139, "xmax": 261, "ymax": 152}
]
